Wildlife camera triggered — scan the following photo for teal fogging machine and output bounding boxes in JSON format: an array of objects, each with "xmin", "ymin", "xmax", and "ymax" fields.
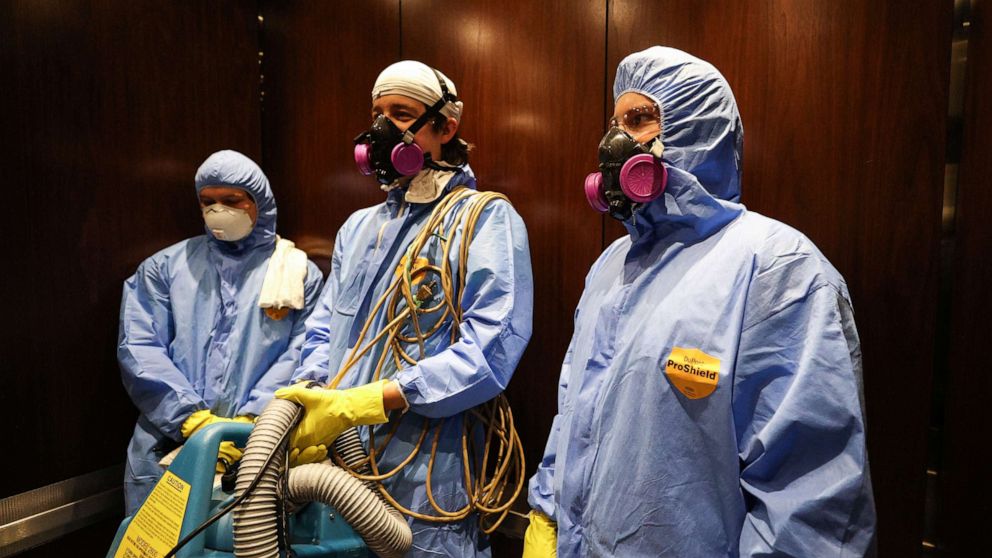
[{"xmin": 106, "ymin": 399, "xmax": 412, "ymax": 558}]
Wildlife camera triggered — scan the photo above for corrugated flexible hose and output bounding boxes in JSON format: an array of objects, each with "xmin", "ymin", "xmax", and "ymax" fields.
[{"xmin": 232, "ymin": 398, "xmax": 412, "ymax": 558}]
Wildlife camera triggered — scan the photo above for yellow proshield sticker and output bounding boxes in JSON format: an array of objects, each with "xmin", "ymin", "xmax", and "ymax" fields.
[
  {"xmin": 114, "ymin": 470, "xmax": 191, "ymax": 558},
  {"xmin": 664, "ymin": 347, "xmax": 721, "ymax": 399}
]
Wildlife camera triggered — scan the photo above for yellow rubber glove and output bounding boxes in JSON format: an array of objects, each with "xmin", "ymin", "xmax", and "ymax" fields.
[
  {"xmin": 288, "ymin": 444, "xmax": 329, "ymax": 467},
  {"xmin": 180, "ymin": 410, "xmax": 253, "ymax": 438},
  {"xmin": 274, "ymin": 380, "xmax": 390, "ymax": 467},
  {"xmin": 181, "ymin": 410, "xmax": 253, "ymax": 472},
  {"xmin": 216, "ymin": 441, "xmax": 242, "ymax": 474},
  {"xmin": 522, "ymin": 510, "xmax": 557, "ymax": 558}
]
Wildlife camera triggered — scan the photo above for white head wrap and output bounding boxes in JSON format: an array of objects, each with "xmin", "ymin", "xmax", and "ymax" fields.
[{"xmin": 372, "ymin": 60, "xmax": 463, "ymax": 122}]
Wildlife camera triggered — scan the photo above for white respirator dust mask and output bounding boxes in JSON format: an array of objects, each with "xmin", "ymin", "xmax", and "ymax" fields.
[{"xmin": 202, "ymin": 203, "xmax": 254, "ymax": 241}]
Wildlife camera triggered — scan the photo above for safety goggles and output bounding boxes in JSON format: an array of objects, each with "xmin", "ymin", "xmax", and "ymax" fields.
[{"xmin": 609, "ymin": 103, "xmax": 662, "ymax": 144}]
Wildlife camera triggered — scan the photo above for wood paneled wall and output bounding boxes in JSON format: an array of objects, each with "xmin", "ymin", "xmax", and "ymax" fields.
[
  {"xmin": 259, "ymin": 0, "xmax": 400, "ymax": 263},
  {"xmin": 938, "ymin": 0, "xmax": 992, "ymax": 554},
  {"xmin": 0, "ymin": 0, "xmax": 261, "ymax": 498},
  {"xmin": 5, "ymin": 0, "xmax": 984, "ymax": 555}
]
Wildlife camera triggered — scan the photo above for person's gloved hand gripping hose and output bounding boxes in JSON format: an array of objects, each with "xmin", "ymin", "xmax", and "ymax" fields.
[{"xmin": 275, "ymin": 379, "xmax": 403, "ymax": 466}]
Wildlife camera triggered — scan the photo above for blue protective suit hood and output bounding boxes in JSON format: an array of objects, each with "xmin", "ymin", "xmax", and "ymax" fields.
[
  {"xmin": 195, "ymin": 150, "xmax": 277, "ymax": 253},
  {"xmin": 613, "ymin": 47, "xmax": 744, "ymax": 240}
]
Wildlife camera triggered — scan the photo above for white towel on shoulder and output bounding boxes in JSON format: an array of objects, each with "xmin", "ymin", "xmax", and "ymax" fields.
[{"xmin": 258, "ymin": 236, "xmax": 308, "ymax": 310}]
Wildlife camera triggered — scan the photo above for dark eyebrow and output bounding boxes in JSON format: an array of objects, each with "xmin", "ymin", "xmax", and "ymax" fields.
[{"xmin": 389, "ymin": 102, "xmax": 421, "ymax": 114}]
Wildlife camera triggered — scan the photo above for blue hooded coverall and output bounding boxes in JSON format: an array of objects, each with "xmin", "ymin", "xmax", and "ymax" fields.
[
  {"xmin": 527, "ymin": 47, "xmax": 876, "ymax": 557},
  {"xmin": 118, "ymin": 150, "xmax": 323, "ymax": 515},
  {"xmin": 293, "ymin": 167, "xmax": 533, "ymax": 557}
]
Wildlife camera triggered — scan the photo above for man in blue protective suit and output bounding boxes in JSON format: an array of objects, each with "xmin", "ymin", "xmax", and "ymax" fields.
[
  {"xmin": 275, "ymin": 61, "xmax": 533, "ymax": 557},
  {"xmin": 523, "ymin": 47, "xmax": 876, "ymax": 557},
  {"xmin": 118, "ymin": 150, "xmax": 323, "ymax": 515}
]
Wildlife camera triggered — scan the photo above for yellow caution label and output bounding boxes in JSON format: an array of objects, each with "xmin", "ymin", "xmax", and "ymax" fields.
[
  {"xmin": 114, "ymin": 470, "xmax": 191, "ymax": 558},
  {"xmin": 664, "ymin": 347, "xmax": 721, "ymax": 399}
]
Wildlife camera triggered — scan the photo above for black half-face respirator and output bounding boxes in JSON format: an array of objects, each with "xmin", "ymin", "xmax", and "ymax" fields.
[
  {"xmin": 354, "ymin": 68, "xmax": 459, "ymax": 185},
  {"xmin": 584, "ymin": 127, "xmax": 668, "ymax": 221}
]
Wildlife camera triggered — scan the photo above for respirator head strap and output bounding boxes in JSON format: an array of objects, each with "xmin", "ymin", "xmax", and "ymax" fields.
[{"xmin": 399, "ymin": 68, "xmax": 459, "ymax": 144}]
